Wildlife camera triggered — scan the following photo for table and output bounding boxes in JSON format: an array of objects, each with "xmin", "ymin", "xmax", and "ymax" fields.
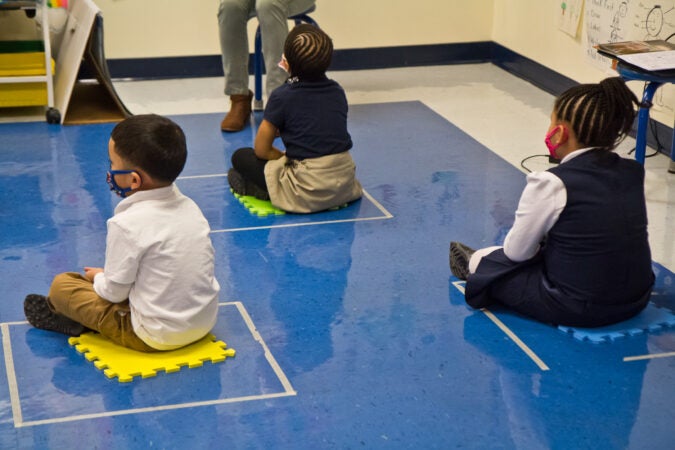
[{"xmin": 616, "ymin": 63, "xmax": 675, "ymax": 173}]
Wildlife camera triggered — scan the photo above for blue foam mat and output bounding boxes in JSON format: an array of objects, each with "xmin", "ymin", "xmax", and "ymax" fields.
[{"xmin": 558, "ymin": 302, "xmax": 675, "ymax": 343}]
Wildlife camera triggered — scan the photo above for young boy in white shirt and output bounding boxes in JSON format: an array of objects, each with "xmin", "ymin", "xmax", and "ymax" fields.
[{"xmin": 24, "ymin": 114, "xmax": 220, "ymax": 352}]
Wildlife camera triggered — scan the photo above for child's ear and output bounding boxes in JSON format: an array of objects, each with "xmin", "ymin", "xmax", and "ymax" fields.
[
  {"xmin": 557, "ymin": 125, "xmax": 569, "ymax": 145},
  {"xmin": 278, "ymin": 54, "xmax": 290, "ymax": 73},
  {"xmin": 130, "ymin": 171, "xmax": 143, "ymax": 190}
]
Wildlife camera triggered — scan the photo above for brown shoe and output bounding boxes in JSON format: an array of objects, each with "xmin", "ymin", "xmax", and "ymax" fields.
[{"xmin": 220, "ymin": 90, "xmax": 253, "ymax": 132}]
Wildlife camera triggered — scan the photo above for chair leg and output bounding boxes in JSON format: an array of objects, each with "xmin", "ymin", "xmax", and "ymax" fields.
[
  {"xmin": 669, "ymin": 125, "xmax": 675, "ymax": 174},
  {"xmin": 634, "ymin": 82, "xmax": 661, "ymax": 164},
  {"xmin": 293, "ymin": 14, "xmax": 318, "ymax": 27},
  {"xmin": 253, "ymin": 26, "xmax": 264, "ymax": 111}
]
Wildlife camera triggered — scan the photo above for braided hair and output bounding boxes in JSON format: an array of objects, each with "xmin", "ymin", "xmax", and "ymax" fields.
[
  {"xmin": 284, "ymin": 24, "xmax": 333, "ymax": 81},
  {"xmin": 553, "ymin": 77, "xmax": 638, "ymax": 150}
]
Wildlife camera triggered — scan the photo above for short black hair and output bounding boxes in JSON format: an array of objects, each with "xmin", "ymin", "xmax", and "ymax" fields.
[
  {"xmin": 553, "ymin": 77, "xmax": 638, "ymax": 150},
  {"xmin": 110, "ymin": 114, "xmax": 187, "ymax": 183},
  {"xmin": 284, "ymin": 24, "xmax": 333, "ymax": 81}
]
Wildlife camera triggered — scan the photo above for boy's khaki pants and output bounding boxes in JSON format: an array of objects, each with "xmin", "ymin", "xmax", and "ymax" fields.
[{"xmin": 48, "ymin": 272, "xmax": 157, "ymax": 352}]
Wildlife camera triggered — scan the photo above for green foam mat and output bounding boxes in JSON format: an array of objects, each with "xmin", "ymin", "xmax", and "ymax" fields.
[
  {"xmin": 231, "ymin": 190, "xmax": 350, "ymax": 217},
  {"xmin": 231, "ymin": 190, "xmax": 286, "ymax": 217}
]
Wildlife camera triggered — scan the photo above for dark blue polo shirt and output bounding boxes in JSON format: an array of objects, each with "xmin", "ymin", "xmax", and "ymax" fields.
[{"xmin": 263, "ymin": 77, "xmax": 353, "ymax": 160}]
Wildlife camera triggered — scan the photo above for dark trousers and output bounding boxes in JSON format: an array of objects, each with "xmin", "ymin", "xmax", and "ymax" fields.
[
  {"xmin": 231, "ymin": 147, "xmax": 269, "ymax": 191},
  {"xmin": 465, "ymin": 249, "xmax": 651, "ymax": 328}
]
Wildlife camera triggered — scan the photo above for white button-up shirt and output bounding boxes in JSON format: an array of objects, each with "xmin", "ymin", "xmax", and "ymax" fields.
[
  {"xmin": 502, "ymin": 148, "xmax": 595, "ymax": 262},
  {"xmin": 94, "ymin": 184, "xmax": 220, "ymax": 349}
]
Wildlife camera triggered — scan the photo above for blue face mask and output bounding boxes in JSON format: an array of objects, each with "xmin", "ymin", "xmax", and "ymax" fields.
[{"xmin": 106, "ymin": 169, "xmax": 135, "ymax": 198}]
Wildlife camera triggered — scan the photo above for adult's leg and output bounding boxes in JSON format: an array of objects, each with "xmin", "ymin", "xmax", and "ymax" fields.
[
  {"xmin": 256, "ymin": 0, "xmax": 315, "ymax": 95},
  {"xmin": 218, "ymin": 0, "xmax": 255, "ymax": 96},
  {"xmin": 48, "ymin": 272, "xmax": 157, "ymax": 352},
  {"xmin": 218, "ymin": 0, "xmax": 256, "ymax": 131}
]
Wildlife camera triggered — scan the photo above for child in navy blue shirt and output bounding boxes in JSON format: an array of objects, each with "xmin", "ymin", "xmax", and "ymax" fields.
[
  {"xmin": 227, "ymin": 24, "xmax": 362, "ymax": 213},
  {"xmin": 450, "ymin": 77, "xmax": 654, "ymax": 328}
]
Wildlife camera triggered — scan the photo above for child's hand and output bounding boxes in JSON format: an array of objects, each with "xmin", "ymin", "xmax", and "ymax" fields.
[{"xmin": 83, "ymin": 267, "xmax": 103, "ymax": 282}]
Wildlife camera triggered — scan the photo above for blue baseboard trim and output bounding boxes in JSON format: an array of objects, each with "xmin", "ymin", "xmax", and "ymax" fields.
[
  {"xmin": 103, "ymin": 42, "xmax": 496, "ymax": 80},
  {"xmin": 105, "ymin": 55, "xmax": 224, "ymax": 80},
  {"xmin": 490, "ymin": 43, "xmax": 578, "ymax": 96},
  {"xmin": 330, "ymin": 42, "xmax": 495, "ymax": 70},
  {"xmin": 101, "ymin": 41, "xmax": 672, "ymax": 156}
]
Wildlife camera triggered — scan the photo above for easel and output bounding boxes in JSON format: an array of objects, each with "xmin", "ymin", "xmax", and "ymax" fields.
[{"xmin": 54, "ymin": 0, "xmax": 130, "ymax": 124}]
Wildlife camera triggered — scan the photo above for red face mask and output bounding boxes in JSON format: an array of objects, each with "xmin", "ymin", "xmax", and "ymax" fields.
[{"xmin": 544, "ymin": 126, "xmax": 567, "ymax": 159}]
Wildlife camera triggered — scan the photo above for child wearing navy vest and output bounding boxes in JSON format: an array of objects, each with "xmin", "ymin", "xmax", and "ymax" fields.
[{"xmin": 450, "ymin": 77, "xmax": 654, "ymax": 327}]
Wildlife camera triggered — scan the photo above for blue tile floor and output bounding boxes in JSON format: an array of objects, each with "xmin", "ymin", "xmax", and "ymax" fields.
[{"xmin": 0, "ymin": 99, "xmax": 674, "ymax": 448}]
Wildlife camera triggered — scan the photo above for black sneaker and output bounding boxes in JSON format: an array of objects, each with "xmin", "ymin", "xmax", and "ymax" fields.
[
  {"xmin": 449, "ymin": 241, "xmax": 475, "ymax": 280},
  {"xmin": 227, "ymin": 168, "xmax": 270, "ymax": 201},
  {"xmin": 24, "ymin": 294, "xmax": 87, "ymax": 337}
]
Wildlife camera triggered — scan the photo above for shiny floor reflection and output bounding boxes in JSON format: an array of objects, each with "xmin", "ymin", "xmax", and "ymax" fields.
[
  {"xmin": 0, "ymin": 100, "xmax": 674, "ymax": 449},
  {"xmin": 9, "ymin": 303, "xmax": 289, "ymax": 425}
]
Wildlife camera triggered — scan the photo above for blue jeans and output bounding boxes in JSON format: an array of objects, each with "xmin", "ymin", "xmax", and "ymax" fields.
[{"xmin": 217, "ymin": 0, "xmax": 315, "ymax": 97}]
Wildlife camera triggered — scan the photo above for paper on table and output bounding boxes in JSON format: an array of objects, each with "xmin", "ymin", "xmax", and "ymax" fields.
[{"xmin": 619, "ymin": 50, "xmax": 675, "ymax": 71}]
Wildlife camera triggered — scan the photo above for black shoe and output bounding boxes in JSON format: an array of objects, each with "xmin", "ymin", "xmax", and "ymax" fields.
[
  {"xmin": 227, "ymin": 168, "xmax": 270, "ymax": 201},
  {"xmin": 449, "ymin": 241, "xmax": 475, "ymax": 280},
  {"xmin": 24, "ymin": 294, "xmax": 87, "ymax": 337}
]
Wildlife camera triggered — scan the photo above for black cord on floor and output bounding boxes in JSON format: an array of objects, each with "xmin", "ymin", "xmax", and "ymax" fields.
[
  {"xmin": 627, "ymin": 82, "xmax": 664, "ymax": 158},
  {"xmin": 627, "ymin": 146, "xmax": 660, "ymax": 158},
  {"xmin": 520, "ymin": 154, "xmax": 551, "ymax": 173}
]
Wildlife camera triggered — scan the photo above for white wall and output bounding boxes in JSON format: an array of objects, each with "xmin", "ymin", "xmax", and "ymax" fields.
[
  {"xmin": 492, "ymin": 0, "xmax": 674, "ymax": 128},
  {"xmin": 89, "ymin": 0, "xmax": 495, "ymax": 58},
  {"xmin": 1, "ymin": 0, "xmax": 672, "ymax": 127},
  {"xmin": 492, "ymin": 1, "xmax": 602, "ymax": 82}
]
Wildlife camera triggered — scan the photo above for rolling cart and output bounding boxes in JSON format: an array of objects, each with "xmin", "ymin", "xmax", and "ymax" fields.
[{"xmin": 0, "ymin": 0, "xmax": 60, "ymax": 123}]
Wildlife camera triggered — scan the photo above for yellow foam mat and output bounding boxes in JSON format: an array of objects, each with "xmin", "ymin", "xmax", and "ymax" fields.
[{"xmin": 68, "ymin": 332, "xmax": 236, "ymax": 383}]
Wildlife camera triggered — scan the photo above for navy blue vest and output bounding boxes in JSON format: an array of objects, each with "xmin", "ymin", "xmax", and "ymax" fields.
[{"xmin": 545, "ymin": 150, "xmax": 653, "ymax": 305}]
